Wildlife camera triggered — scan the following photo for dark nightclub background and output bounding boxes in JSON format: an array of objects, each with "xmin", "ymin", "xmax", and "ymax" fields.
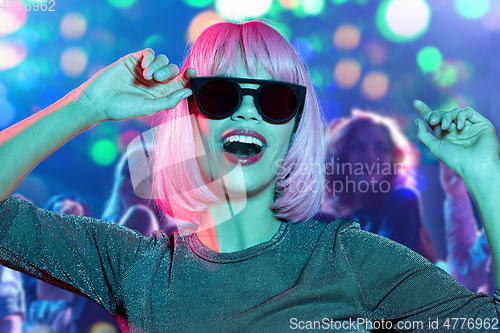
[{"xmin": 0, "ymin": 0, "xmax": 498, "ymax": 316}]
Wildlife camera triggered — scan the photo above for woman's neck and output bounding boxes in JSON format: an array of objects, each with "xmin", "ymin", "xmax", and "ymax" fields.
[{"xmin": 196, "ymin": 183, "xmax": 282, "ymax": 252}]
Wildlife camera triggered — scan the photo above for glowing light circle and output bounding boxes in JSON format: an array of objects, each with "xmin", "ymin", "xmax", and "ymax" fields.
[
  {"xmin": 15, "ymin": 61, "xmax": 42, "ymax": 89},
  {"xmin": 60, "ymin": 13, "xmax": 87, "ymax": 40},
  {"xmin": 302, "ymin": 0, "xmax": 325, "ymax": 15},
  {"xmin": 106, "ymin": 0, "xmax": 138, "ymax": 9},
  {"xmin": 333, "ymin": 24, "xmax": 361, "ymax": 50},
  {"xmin": 215, "ymin": 0, "xmax": 272, "ymax": 21},
  {"xmin": 333, "ymin": 58, "xmax": 361, "ymax": 89},
  {"xmin": 454, "ymin": 0, "xmax": 489, "ymax": 19},
  {"xmin": 183, "ymin": 0, "xmax": 214, "ymax": 7},
  {"xmin": 90, "ymin": 322, "xmax": 118, "ymax": 333},
  {"xmin": 361, "ymin": 71, "xmax": 389, "ymax": 101},
  {"xmin": 187, "ymin": 10, "xmax": 224, "ymax": 44},
  {"xmin": 0, "ymin": 10, "xmax": 27, "ymax": 36},
  {"xmin": 0, "ymin": 39, "xmax": 27, "ymax": 70},
  {"xmin": 433, "ymin": 62, "xmax": 458, "ymax": 87},
  {"xmin": 386, "ymin": 0, "xmax": 430, "ymax": 37},
  {"xmin": 278, "ymin": 0, "xmax": 302, "ymax": 9},
  {"xmin": 364, "ymin": 41, "xmax": 388, "ymax": 65},
  {"xmin": 60, "ymin": 47, "xmax": 88, "ymax": 78},
  {"xmin": 377, "ymin": 0, "xmax": 431, "ymax": 43},
  {"xmin": 416, "ymin": 46, "xmax": 443, "ymax": 72},
  {"xmin": 91, "ymin": 139, "xmax": 118, "ymax": 166},
  {"xmin": 481, "ymin": 5, "xmax": 500, "ymax": 30}
]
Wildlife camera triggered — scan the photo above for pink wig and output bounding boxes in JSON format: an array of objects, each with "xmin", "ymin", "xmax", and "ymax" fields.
[{"xmin": 152, "ymin": 21, "xmax": 325, "ymax": 224}]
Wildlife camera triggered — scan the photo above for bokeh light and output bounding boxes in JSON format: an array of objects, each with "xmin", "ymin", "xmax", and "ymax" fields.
[
  {"xmin": 90, "ymin": 322, "xmax": 117, "ymax": 333},
  {"xmin": 417, "ymin": 46, "xmax": 443, "ymax": 73},
  {"xmin": 0, "ymin": 39, "xmax": 27, "ymax": 70},
  {"xmin": 17, "ymin": 26, "xmax": 42, "ymax": 50},
  {"xmin": 279, "ymin": 0, "xmax": 302, "ymax": 9},
  {"xmin": 433, "ymin": 62, "xmax": 458, "ymax": 87},
  {"xmin": 330, "ymin": 0, "xmax": 349, "ymax": 4},
  {"xmin": 441, "ymin": 59, "xmax": 469, "ymax": 82},
  {"xmin": 15, "ymin": 61, "xmax": 42, "ymax": 89},
  {"xmin": 333, "ymin": 24, "xmax": 361, "ymax": 50},
  {"xmin": 186, "ymin": 10, "xmax": 224, "ymax": 44},
  {"xmin": 0, "ymin": 10, "xmax": 27, "ymax": 36},
  {"xmin": 0, "ymin": 100, "xmax": 15, "ymax": 128},
  {"xmin": 310, "ymin": 68, "xmax": 324, "ymax": 87},
  {"xmin": 333, "ymin": 58, "xmax": 361, "ymax": 89},
  {"xmin": 91, "ymin": 139, "xmax": 118, "ymax": 166},
  {"xmin": 183, "ymin": 0, "xmax": 214, "ymax": 7},
  {"xmin": 361, "ymin": 71, "xmax": 389, "ymax": 100},
  {"xmin": 60, "ymin": 13, "xmax": 87, "ymax": 40},
  {"xmin": 301, "ymin": 0, "xmax": 325, "ymax": 15},
  {"xmin": 453, "ymin": 0, "xmax": 489, "ymax": 20},
  {"xmin": 215, "ymin": 0, "xmax": 272, "ymax": 21},
  {"xmin": 60, "ymin": 47, "xmax": 88, "ymax": 78},
  {"xmin": 481, "ymin": 5, "xmax": 500, "ymax": 30},
  {"xmin": 377, "ymin": 0, "xmax": 431, "ymax": 43},
  {"xmin": 364, "ymin": 41, "xmax": 388, "ymax": 65},
  {"xmin": 106, "ymin": 0, "xmax": 138, "ymax": 9}
]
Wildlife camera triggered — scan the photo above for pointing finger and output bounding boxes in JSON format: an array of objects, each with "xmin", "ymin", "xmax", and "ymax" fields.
[{"xmin": 413, "ymin": 100, "xmax": 434, "ymax": 123}]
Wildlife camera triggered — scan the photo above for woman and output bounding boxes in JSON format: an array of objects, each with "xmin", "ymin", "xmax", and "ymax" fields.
[
  {"xmin": 316, "ymin": 110, "xmax": 438, "ymax": 262},
  {"xmin": 0, "ymin": 21, "xmax": 499, "ymax": 332}
]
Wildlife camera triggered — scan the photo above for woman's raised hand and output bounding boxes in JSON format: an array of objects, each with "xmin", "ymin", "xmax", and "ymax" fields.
[
  {"xmin": 78, "ymin": 48, "xmax": 195, "ymax": 122},
  {"xmin": 413, "ymin": 100, "xmax": 500, "ymax": 180}
]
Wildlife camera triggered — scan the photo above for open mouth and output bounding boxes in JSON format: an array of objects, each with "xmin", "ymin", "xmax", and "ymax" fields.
[{"xmin": 221, "ymin": 135, "xmax": 265, "ymax": 157}]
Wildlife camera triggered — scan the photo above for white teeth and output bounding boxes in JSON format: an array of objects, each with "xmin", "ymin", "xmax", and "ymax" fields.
[{"xmin": 222, "ymin": 135, "xmax": 264, "ymax": 148}]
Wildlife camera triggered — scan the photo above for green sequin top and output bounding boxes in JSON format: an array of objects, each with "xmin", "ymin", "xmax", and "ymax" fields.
[{"xmin": 0, "ymin": 195, "xmax": 499, "ymax": 332}]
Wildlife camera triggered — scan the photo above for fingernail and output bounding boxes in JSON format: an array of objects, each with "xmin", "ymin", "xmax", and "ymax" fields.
[
  {"xmin": 415, "ymin": 119, "xmax": 418, "ymax": 128},
  {"xmin": 155, "ymin": 71, "xmax": 165, "ymax": 79},
  {"xmin": 458, "ymin": 119, "xmax": 463, "ymax": 129},
  {"xmin": 442, "ymin": 120, "xmax": 448, "ymax": 127},
  {"xmin": 430, "ymin": 115, "xmax": 437, "ymax": 123},
  {"xmin": 143, "ymin": 59, "xmax": 151, "ymax": 68},
  {"xmin": 182, "ymin": 90, "xmax": 192, "ymax": 98},
  {"xmin": 146, "ymin": 68, "xmax": 154, "ymax": 78}
]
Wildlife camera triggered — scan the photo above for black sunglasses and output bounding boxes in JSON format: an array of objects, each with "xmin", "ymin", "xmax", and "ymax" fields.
[{"xmin": 189, "ymin": 76, "xmax": 306, "ymax": 124}]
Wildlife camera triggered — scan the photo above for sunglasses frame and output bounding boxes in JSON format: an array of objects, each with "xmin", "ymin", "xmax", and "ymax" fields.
[{"xmin": 189, "ymin": 76, "xmax": 307, "ymax": 124}]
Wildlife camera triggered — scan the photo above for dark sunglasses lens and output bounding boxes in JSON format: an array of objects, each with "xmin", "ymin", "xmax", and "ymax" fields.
[
  {"xmin": 259, "ymin": 84, "xmax": 297, "ymax": 121},
  {"xmin": 199, "ymin": 80, "xmax": 240, "ymax": 116}
]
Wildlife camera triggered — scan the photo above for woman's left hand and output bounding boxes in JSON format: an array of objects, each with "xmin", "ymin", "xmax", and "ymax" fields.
[{"xmin": 413, "ymin": 100, "xmax": 500, "ymax": 180}]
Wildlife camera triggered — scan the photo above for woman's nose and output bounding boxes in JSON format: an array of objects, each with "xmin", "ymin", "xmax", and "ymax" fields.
[{"xmin": 230, "ymin": 95, "xmax": 262, "ymax": 123}]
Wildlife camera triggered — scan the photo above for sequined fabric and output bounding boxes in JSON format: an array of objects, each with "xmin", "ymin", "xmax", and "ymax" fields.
[{"xmin": 0, "ymin": 195, "xmax": 500, "ymax": 332}]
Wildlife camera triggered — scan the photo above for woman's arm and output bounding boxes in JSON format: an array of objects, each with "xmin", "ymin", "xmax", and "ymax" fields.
[
  {"xmin": 414, "ymin": 101, "xmax": 500, "ymax": 286},
  {"xmin": 0, "ymin": 48, "xmax": 194, "ymax": 203}
]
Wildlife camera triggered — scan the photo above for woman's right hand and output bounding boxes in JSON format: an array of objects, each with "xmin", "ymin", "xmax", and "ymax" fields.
[{"xmin": 77, "ymin": 48, "xmax": 195, "ymax": 122}]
